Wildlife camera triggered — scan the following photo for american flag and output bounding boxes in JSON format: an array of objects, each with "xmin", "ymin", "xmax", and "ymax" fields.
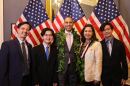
[
  {"xmin": 52, "ymin": 0, "xmax": 87, "ymax": 33},
  {"xmin": 87, "ymin": 0, "xmax": 130, "ymax": 60},
  {"xmin": 12, "ymin": 0, "xmax": 53, "ymax": 46}
]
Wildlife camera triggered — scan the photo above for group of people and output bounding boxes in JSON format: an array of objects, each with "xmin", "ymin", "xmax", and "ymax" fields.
[{"xmin": 0, "ymin": 17, "xmax": 128, "ymax": 86}]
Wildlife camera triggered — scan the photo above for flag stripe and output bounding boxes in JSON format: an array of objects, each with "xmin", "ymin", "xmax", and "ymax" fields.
[
  {"xmin": 74, "ymin": 22, "xmax": 82, "ymax": 33},
  {"xmin": 87, "ymin": 20, "xmax": 102, "ymax": 41},
  {"xmin": 55, "ymin": 16, "xmax": 64, "ymax": 29},
  {"xmin": 39, "ymin": 24, "xmax": 44, "ymax": 30},
  {"xmin": 89, "ymin": 16, "xmax": 104, "ymax": 39},
  {"xmin": 119, "ymin": 16, "xmax": 129, "ymax": 34},
  {"xmin": 80, "ymin": 16, "xmax": 87, "ymax": 26},
  {"xmin": 116, "ymin": 17, "xmax": 130, "ymax": 44},
  {"xmin": 33, "ymin": 28, "xmax": 43, "ymax": 43},
  {"xmin": 52, "ymin": 23, "xmax": 59, "ymax": 32},
  {"xmin": 28, "ymin": 32, "xmax": 37, "ymax": 46}
]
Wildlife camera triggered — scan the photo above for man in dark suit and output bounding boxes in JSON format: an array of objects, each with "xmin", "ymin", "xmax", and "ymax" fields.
[
  {"xmin": 100, "ymin": 22, "xmax": 128, "ymax": 86},
  {"xmin": 0, "ymin": 22, "xmax": 32, "ymax": 86},
  {"xmin": 56, "ymin": 17, "xmax": 80, "ymax": 86},
  {"xmin": 32, "ymin": 28, "xmax": 58, "ymax": 86}
]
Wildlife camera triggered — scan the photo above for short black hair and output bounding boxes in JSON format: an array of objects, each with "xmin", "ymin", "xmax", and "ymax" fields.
[
  {"xmin": 41, "ymin": 28, "xmax": 56, "ymax": 45},
  {"xmin": 100, "ymin": 22, "xmax": 113, "ymax": 31},
  {"xmin": 41, "ymin": 28, "xmax": 55, "ymax": 37},
  {"xmin": 17, "ymin": 22, "xmax": 32, "ymax": 30}
]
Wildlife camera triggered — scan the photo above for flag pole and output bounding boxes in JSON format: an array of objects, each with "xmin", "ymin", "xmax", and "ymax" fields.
[{"xmin": 46, "ymin": 0, "xmax": 52, "ymax": 21}]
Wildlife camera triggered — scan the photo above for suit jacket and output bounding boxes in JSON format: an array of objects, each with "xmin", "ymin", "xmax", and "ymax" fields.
[
  {"xmin": 64, "ymin": 41, "xmax": 77, "ymax": 73},
  {"xmin": 0, "ymin": 38, "xmax": 32, "ymax": 86},
  {"xmin": 84, "ymin": 41, "xmax": 102, "ymax": 82},
  {"xmin": 101, "ymin": 38, "xmax": 128, "ymax": 80},
  {"xmin": 56, "ymin": 29, "xmax": 80, "ymax": 73},
  {"xmin": 31, "ymin": 44, "xmax": 58, "ymax": 85}
]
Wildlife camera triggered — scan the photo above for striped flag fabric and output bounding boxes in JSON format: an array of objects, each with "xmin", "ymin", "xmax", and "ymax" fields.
[
  {"xmin": 12, "ymin": 0, "xmax": 53, "ymax": 46},
  {"xmin": 52, "ymin": 0, "xmax": 87, "ymax": 33},
  {"xmin": 87, "ymin": 0, "xmax": 130, "ymax": 60}
]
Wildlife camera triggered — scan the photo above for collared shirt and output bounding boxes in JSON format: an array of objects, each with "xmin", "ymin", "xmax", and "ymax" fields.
[
  {"xmin": 17, "ymin": 38, "xmax": 29, "ymax": 59},
  {"xmin": 105, "ymin": 37, "xmax": 114, "ymax": 46},
  {"xmin": 43, "ymin": 42, "xmax": 50, "ymax": 54},
  {"xmin": 65, "ymin": 30, "xmax": 73, "ymax": 47}
]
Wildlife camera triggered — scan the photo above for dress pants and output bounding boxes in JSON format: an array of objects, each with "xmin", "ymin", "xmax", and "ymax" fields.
[
  {"xmin": 58, "ymin": 63, "xmax": 77, "ymax": 86},
  {"xmin": 21, "ymin": 75, "xmax": 32, "ymax": 86},
  {"xmin": 64, "ymin": 64, "xmax": 77, "ymax": 86},
  {"xmin": 85, "ymin": 81, "xmax": 100, "ymax": 86},
  {"xmin": 102, "ymin": 76, "xmax": 121, "ymax": 86}
]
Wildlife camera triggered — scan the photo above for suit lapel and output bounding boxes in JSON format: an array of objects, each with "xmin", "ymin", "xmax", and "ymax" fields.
[
  {"xmin": 111, "ymin": 38, "xmax": 116, "ymax": 56},
  {"xmin": 14, "ymin": 39, "xmax": 24, "ymax": 62},
  {"xmin": 102, "ymin": 39, "xmax": 110, "ymax": 56},
  {"xmin": 40, "ymin": 44, "xmax": 48, "ymax": 61}
]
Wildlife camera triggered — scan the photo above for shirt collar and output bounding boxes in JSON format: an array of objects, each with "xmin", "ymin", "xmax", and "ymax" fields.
[
  {"xmin": 43, "ymin": 42, "xmax": 49, "ymax": 48},
  {"xmin": 65, "ymin": 30, "xmax": 72, "ymax": 35},
  {"xmin": 17, "ymin": 37, "xmax": 26, "ymax": 44},
  {"xmin": 105, "ymin": 36, "xmax": 113, "ymax": 42},
  {"xmin": 105, "ymin": 36, "xmax": 114, "ymax": 44}
]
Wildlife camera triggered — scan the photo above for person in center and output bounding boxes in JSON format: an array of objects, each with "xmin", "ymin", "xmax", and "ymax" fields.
[{"xmin": 56, "ymin": 16, "xmax": 80, "ymax": 86}]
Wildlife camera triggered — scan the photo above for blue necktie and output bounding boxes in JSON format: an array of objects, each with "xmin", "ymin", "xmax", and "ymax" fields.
[{"xmin": 45, "ymin": 46, "xmax": 49, "ymax": 60}]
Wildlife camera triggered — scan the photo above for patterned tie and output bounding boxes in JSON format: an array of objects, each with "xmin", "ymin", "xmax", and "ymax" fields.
[
  {"xmin": 45, "ymin": 46, "xmax": 49, "ymax": 60},
  {"xmin": 21, "ymin": 42, "xmax": 29, "ymax": 75},
  {"xmin": 107, "ymin": 40, "xmax": 112, "ymax": 55}
]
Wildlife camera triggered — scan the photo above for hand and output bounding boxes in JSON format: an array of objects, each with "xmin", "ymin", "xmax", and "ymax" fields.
[
  {"xmin": 121, "ymin": 79, "xmax": 126, "ymax": 86},
  {"xmin": 93, "ymin": 80, "xmax": 100, "ymax": 85},
  {"xmin": 53, "ymin": 83, "xmax": 58, "ymax": 86},
  {"xmin": 35, "ymin": 84, "xmax": 39, "ymax": 86}
]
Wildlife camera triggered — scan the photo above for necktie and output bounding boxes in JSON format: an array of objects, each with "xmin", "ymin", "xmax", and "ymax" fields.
[
  {"xmin": 66, "ymin": 33, "xmax": 72, "ymax": 64},
  {"xmin": 45, "ymin": 46, "xmax": 49, "ymax": 60},
  {"xmin": 67, "ymin": 33, "xmax": 72, "ymax": 51},
  {"xmin": 21, "ymin": 42, "xmax": 29, "ymax": 75},
  {"xmin": 107, "ymin": 41, "xmax": 112, "ymax": 55}
]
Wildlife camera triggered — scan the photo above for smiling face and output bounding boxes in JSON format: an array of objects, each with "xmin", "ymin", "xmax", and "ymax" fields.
[
  {"xmin": 84, "ymin": 27, "xmax": 93, "ymax": 40},
  {"xmin": 64, "ymin": 17, "xmax": 73, "ymax": 32},
  {"xmin": 43, "ymin": 31, "xmax": 54, "ymax": 45},
  {"xmin": 17, "ymin": 24, "xmax": 30, "ymax": 41},
  {"xmin": 103, "ymin": 25, "xmax": 113, "ymax": 39}
]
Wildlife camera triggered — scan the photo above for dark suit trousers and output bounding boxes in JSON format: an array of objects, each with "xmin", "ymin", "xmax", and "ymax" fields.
[
  {"xmin": 102, "ymin": 76, "xmax": 121, "ymax": 86},
  {"xmin": 21, "ymin": 75, "xmax": 32, "ymax": 86},
  {"xmin": 64, "ymin": 64, "xmax": 77, "ymax": 86},
  {"xmin": 39, "ymin": 83, "xmax": 53, "ymax": 86},
  {"xmin": 85, "ymin": 81, "xmax": 100, "ymax": 86}
]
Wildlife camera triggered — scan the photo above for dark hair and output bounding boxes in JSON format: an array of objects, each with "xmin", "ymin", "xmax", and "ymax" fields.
[
  {"xmin": 80, "ymin": 24, "xmax": 98, "ymax": 47},
  {"xmin": 100, "ymin": 22, "xmax": 113, "ymax": 31},
  {"xmin": 17, "ymin": 22, "xmax": 32, "ymax": 30},
  {"xmin": 41, "ymin": 28, "xmax": 56, "ymax": 44}
]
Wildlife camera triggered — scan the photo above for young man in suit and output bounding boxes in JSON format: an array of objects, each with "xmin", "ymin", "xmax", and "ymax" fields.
[
  {"xmin": 0, "ymin": 22, "xmax": 32, "ymax": 86},
  {"xmin": 56, "ymin": 17, "xmax": 80, "ymax": 86},
  {"xmin": 100, "ymin": 22, "xmax": 128, "ymax": 86},
  {"xmin": 32, "ymin": 28, "xmax": 58, "ymax": 86}
]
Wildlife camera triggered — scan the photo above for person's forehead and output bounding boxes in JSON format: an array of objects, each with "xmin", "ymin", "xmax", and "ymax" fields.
[
  {"xmin": 45, "ymin": 31, "xmax": 52, "ymax": 34},
  {"xmin": 64, "ymin": 17, "xmax": 73, "ymax": 22}
]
